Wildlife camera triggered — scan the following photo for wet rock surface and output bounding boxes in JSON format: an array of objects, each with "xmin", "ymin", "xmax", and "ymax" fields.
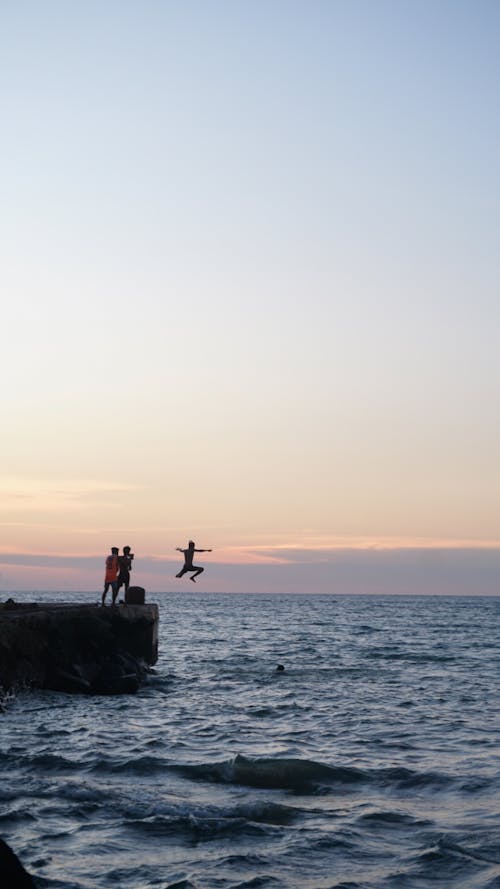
[{"xmin": 0, "ymin": 838, "xmax": 36, "ymax": 888}]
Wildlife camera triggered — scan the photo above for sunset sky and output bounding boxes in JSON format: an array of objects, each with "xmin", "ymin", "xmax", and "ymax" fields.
[{"xmin": 2, "ymin": 1, "xmax": 499, "ymax": 594}]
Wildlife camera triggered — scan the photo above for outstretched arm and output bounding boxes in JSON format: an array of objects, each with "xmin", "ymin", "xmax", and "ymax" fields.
[
  {"xmin": 195, "ymin": 548, "xmax": 212, "ymax": 552},
  {"xmin": 175, "ymin": 548, "xmax": 185, "ymax": 553}
]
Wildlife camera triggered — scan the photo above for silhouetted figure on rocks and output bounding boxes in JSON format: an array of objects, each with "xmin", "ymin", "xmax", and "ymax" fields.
[
  {"xmin": 116, "ymin": 545, "xmax": 134, "ymax": 598},
  {"xmin": 0, "ymin": 839, "xmax": 36, "ymax": 888},
  {"xmin": 102, "ymin": 547, "xmax": 120, "ymax": 605},
  {"xmin": 175, "ymin": 540, "xmax": 212, "ymax": 582}
]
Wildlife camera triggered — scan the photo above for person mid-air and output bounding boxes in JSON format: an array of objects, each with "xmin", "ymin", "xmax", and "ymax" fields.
[{"xmin": 175, "ymin": 540, "xmax": 212, "ymax": 582}]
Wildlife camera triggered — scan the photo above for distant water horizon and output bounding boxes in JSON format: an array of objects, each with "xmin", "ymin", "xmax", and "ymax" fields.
[
  {"xmin": 2, "ymin": 592, "xmax": 500, "ymax": 888},
  {"xmin": 3, "ymin": 589, "xmax": 500, "ymax": 597}
]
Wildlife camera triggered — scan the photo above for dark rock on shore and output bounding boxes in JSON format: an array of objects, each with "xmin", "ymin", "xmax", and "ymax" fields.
[{"xmin": 0, "ymin": 838, "xmax": 36, "ymax": 888}]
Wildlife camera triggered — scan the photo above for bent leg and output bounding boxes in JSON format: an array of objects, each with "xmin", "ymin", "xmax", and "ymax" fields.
[
  {"xmin": 190, "ymin": 566, "xmax": 204, "ymax": 582},
  {"xmin": 176, "ymin": 566, "xmax": 189, "ymax": 578}
]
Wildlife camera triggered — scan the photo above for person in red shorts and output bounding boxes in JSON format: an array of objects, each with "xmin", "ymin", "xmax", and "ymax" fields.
[{"xmin": 102, "ymin": 546, "xmax": 120, "ymax": 605}]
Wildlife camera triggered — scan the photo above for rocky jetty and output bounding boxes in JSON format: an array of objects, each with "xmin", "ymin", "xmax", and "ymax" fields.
[{"xmin": 0, "ymin": 597, "xmax": 159, "ymax": 697}]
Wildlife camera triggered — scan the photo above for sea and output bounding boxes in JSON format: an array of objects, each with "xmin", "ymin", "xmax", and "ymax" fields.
[{"xmin": 1, "ymin": 592, "xmax": 500, "ymax": 889}]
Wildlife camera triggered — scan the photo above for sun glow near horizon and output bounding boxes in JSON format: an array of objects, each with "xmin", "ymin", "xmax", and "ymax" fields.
[{"xmin": 2, "ymin": 2, "xmax": 499, "ymax": 594}]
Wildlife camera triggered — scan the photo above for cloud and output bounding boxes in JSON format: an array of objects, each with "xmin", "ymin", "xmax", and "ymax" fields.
[
  {"xmin": 199, "ymin": 549, "xmax": 500, "ymax": 596},
  {"xmin": 216, "ymin": 535, "xmax": 500, "ymax": 566},
  {"xmin": 0, "ymin": 553, "xmax": 97, "ymax": 569},
  {"xmin": 0, "ymin": 479, "xmax": 143, "ymax": 513},
  {"xmin": 1, "ymin": 546, "xmax": 500, "ymax": 595}
]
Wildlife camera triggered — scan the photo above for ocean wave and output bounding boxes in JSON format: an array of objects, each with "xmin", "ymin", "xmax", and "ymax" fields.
[
  {"xmin": 176, "ymin": 754, "xmax": 367, "ymax": 790},
  {"xmin": 8, "ymin": 745, "xmax": 488, "ymax": 801},
  {"xmin": 323, "ymin": 883, "xmax": 366, "ymax": 889},
  {"xmin": 404, "ymin": 834, "xmax": 500, "ymax": 887},
  {"xmin": 34, "ymin": 878, "xmax": 82, "ymax": 889},
  {"xmin": 173, "ymin": 755, "xmax": 490, "ymax": 797},
  {"xmin": 363, "ymin": 647, "xmax": 457, "ymax": 664},
  {"xmin": 124, "ymin": 798, "xmax": 299, "ymax": 839},
  {"xmin": 126, "ymin": 812, "xmax": 271, "ymax": 839},
  {"xmin": 6, "ymin": 752, "xmax": 84, "ymax": 773},
  {"xmin": 356, "ymin": 810, "xmax": 433, "ymax": 828},
  {"xmin": 89, "ymin": 754, "xmax": 169, "ymax": 775},
  {"xmin": 375, "ymin": 766, "xmax": 454, "ymax": 790},
  {"xmin": 228, "ymin": 877, "xmax": 282, "ymax": 889},
  {"xmin": 0, "ymin": 807, "xmax": 36, "ymax": 823},
  {"xmin": 163, "ymin": 881, "xmax": 198, "ymax": 889},
  {"xmin": 105, "ymin": 864, "xmax": 199, "ymax": 888},
  {"xmin": 50, "ymin": 780, "xmax": 109, "ymax": 803},
  {"xmin": 378, "ymin": 767, "xmax": 497, "ymax": 795}
]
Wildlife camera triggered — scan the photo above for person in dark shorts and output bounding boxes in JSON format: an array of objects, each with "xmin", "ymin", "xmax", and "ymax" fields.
[
  {"xmin": 116, "ymin": 546, "xmax": 134, "ymax": 598},
  {"xmin": 175, "ymin": 540, "xmax": 212, "ymax": 582}
]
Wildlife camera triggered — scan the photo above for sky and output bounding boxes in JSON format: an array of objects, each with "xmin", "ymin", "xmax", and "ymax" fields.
[{"xmin": 1, "ymin": 0, "xmax": 499, "ymax": 594}]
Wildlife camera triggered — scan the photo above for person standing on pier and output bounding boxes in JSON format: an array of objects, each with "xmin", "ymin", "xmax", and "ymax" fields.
[
  {"xmin": 102, "ymin": 546, "xmax": 120, "ymax": 605},
  {"xmin": 116, "ymin": 546, "xmax": 134, "ymax": 599},
  {"xmin": 175, "ymin": 540, "xmax": 212, "ymax": 582}
]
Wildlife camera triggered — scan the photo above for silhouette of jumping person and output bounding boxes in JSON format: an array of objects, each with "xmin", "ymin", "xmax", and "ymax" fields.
[{"xmin": 175, "ymin": 540, "xmax": 212, "ymax": 582}]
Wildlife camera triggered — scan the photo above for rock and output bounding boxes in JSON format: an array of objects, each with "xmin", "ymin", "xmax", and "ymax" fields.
[
  {"xmin": 0, "ymin": 839, "xmax": 36, "ymax": 888},
  {"xmin": 49, "ymin": 667, "xmax": 92, "ymax": 693}
]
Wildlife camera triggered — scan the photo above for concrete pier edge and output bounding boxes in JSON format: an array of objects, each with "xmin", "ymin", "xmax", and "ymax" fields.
[{"xmin": 0, "ymin": 598, "xmax": 159, "ymax": 698}]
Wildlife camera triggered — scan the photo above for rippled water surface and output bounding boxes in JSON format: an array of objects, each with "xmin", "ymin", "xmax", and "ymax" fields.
[{"xmin": 2, "ymin": 592, "xmax": 500, "ymax": 888}]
